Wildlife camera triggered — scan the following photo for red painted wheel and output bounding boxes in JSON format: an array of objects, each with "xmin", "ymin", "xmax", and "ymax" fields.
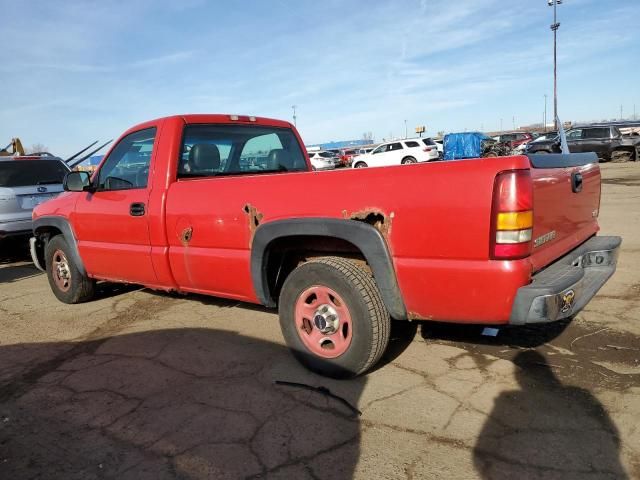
[
  {"xmin": 279, "ymin": 257, "xmax": 390, "ymax": 378},
  {"xmin": 51, "ymin": 249, "xmax": 72, "ymax": 292},
  {"xmin": 45, "ymin": 235, "xmax": 95, "ymax": 304},
  {"xmin": 294, "ymin": 285, "xmax": 353, "ymax": 359}
]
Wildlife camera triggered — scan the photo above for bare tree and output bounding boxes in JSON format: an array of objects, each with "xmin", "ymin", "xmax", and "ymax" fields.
[
  {"xmin": 26, "ymin": 143, "xmax": 50, "ymax": 154},
  {"xmin": 362, "ymin": 132, "xmax": 373, "ymax": 142}
]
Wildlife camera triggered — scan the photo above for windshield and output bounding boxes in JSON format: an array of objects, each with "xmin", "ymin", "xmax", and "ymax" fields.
[{"xmin": 0, "ymin": 160, "xmax": 68, "ymax": 188}]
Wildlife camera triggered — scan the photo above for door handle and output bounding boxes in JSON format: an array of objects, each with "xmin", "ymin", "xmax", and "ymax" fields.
[
  {"xmin": 130, "ymin": 202, "xmax": 146, "ymax": 216},
  {"xmin": 571, "ymin": 172, "xmax": 583, "ymax": 193}
]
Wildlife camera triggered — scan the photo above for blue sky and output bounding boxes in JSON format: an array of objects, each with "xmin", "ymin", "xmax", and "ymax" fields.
[{"xmin": 2, "ymin": 0, "xmax": 639, "ymax": 156}]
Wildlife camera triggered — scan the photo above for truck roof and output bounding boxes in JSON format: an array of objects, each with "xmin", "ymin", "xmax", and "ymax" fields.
[{"xmin": 122, "ymin": 114, "xmax": 294, "ymax": 137}]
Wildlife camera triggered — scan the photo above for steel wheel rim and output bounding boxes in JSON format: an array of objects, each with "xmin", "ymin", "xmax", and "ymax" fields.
[
  {"xmin": 294, "ymin": 285, "xmax": 353, "ymax": 359},
  {"xmin": 52, "ymin": 249, "xmax": 71, "ymax": 292}
]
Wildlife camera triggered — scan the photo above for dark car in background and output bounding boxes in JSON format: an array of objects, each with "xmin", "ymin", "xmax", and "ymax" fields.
[
  {"xmin": 494, "ymin": 132, "xmax": 534, "ymax": 148},
  {"xmin": 526, "ymin": 125, "xmax": 639, "ymax": 162},
  {"xmin": 0, "ymin": 157, "xmax": 69, "ymax": 238}
]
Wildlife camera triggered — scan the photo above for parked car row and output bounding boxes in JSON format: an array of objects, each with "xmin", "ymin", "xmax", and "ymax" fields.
[{"xmin": 525, "ymin": 125, "xmax": 639, "ymax": 162}]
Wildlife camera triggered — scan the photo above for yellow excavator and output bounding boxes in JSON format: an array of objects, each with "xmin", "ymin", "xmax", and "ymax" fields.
[{"xmin": 0, "ymin": 138, "xmax": 26, "ymax": 156}]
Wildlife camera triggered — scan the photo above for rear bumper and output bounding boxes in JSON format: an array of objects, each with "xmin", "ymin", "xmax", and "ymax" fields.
[
  {"xmin": 509, "ymin": 236, "xmax": 622, "ymax": 325},
  {"xmin": 0, "ymin": 218, "xmax": 33, "ymax": 238}
]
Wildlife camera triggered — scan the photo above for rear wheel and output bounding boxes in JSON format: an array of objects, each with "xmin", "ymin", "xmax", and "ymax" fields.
[
  {"xmin": 45, "ymin": 235, "xmax": 95, "ymax": 304},
  {"xmin": 401, "ymin": 156, "xmax": 417, "ymax": 164},
  {"xmin": 354, "ymin": 162, "xmax": 367, "ymax": 168},
  {"xmin": 278, "ymin": 257, "xmax": 390, "ymax": 378},
  {"xmin": 611, "ymin": 150, "xmax": 633, "ymax": 163}
]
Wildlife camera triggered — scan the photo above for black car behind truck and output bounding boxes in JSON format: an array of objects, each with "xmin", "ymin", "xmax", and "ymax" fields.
[{"xmin": 526, "ymin": 125, "xmax": 639, "ymax": 162}]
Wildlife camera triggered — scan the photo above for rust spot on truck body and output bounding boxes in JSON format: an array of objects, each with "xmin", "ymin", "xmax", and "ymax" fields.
[
  {"xmin": 343, "ymin": 208, "xmax": 393, "ymax": 239},
  {"xmin": 243, "ymin": 204, "xmax": 264, "ymax": 243},
  {"xmin": 179, "ymin": 226, "xmax": 193, "ymax": 246}
]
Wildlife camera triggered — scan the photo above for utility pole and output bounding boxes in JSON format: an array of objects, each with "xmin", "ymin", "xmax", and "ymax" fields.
[
  {"xmin": 291, "ymin": 105, "xmax": 297, "ymax": 127},
  {"xmin": 548, "ymin": 0, "xmax": 562, "ymax": 130},
  {"xmin": 512, "ymin": 116, "xmax": 516, "ymax": 130},
  {"xmin": 634, "ymin": 104, "xmax": 637, "ymax": 121},
  {"xmin": 620, "ymin": 104, "xmax": 623, "ymax": 120},
  {"xmin": 544, "ymin": 94, "xmax": 548, "ymax": 131},
  {"xmin": 500, "ymin": 118, "xmax": 503, "ymax": 132},
  {"xmin": 404, "ymin": 119, "xmax": 407, "ymax": 138}
]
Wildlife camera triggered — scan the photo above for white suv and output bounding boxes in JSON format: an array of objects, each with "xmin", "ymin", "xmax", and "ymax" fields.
[
  {"xmin": 306, "ymin": 151, "xmax": 339, "ymax": 170},
  {"xmin": 351, "ymin": 139, "xmax": 438, "ymax": 168}
]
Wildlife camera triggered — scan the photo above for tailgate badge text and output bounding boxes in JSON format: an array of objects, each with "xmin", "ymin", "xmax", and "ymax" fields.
[{"xmin": 533, "ymin": 230, "xmax": 556, "ymax": 248}]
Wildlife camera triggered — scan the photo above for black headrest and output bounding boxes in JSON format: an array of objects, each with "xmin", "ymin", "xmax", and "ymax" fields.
[
  {"xmin": 266, "ymin": 148, "xmax": 291, "ymax": 170},
  {"xmin": 188, "ymin": 144, "xmax": 221, "ymax": 173}
]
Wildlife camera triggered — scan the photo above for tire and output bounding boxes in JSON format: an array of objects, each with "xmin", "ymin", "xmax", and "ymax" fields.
[
  {"xmin": 45, "ymin": 235, "xmax": 95, "ymax": 304},
  {"xmin": 401, "ymin": 156, "xmax": 417, "ymax": 164},
  {"xmin": 611, "ymin": 150, "xmax": 633, "ymax": 163},
  {"xmin": 278, "ymin": 256, "xmax": 390, "ymax": 378},
  {"xmin": 354, "ymin": 162, "xmax": 367, "ymax": 168}
]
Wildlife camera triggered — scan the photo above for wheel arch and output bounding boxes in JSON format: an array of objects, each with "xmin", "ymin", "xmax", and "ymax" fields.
[
  {"xmin": 33, "ymin": 216, "xmax": 87, "ymax": 276},
  {"xmin": 251, "ymin": 218, "xmax": 407, "ymax": 320}
]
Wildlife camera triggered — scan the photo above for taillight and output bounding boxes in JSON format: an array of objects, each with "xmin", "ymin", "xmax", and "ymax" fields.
[
  {"xmin": 423, "ymin": 147, "xmax": 434, "ymax": 152},
  {"xmin": 490, "ymin": 170, "xmax": 533, "ymax": 260}
]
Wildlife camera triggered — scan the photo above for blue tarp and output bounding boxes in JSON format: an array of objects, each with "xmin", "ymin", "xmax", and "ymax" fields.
[{"xmin": 443, "ymin": 132, "xmax": 491, "ymax": 160}]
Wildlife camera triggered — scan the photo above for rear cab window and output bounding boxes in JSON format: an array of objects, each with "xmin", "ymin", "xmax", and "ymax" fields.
[
  {"xmin": 0, "ymin": 160, "xmax": 68, "ymax": 187},
  {"xmin": 404, "ymin": 141, "xmax": 420, "ymax": 148},
  {"xmin": 179, "ymin": 124, "xmax": 307, "ymax": 177}
]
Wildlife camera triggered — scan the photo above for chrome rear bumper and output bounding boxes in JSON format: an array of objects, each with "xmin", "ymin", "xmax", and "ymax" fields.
[{"xmin": 510, "ymin": 236, "xmax": 621, "ymax": 324}]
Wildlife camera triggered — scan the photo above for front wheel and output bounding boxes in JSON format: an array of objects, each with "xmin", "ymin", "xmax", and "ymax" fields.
[
  {"xmin": 45, "ymin": 235, "xmax": 95, "ymax": 304},
  {"xmin": 354, "ymin": 162, "xmax": 367, "ymax": 168},
  {"xmin": 278, "ymin": 257, "xmax": 390, "ymax": 378}
]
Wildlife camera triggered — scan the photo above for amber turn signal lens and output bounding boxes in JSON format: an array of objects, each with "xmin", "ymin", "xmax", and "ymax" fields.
[{"xmin": 496, "ymin": 210, "xmax": 533, "ymax": 231}]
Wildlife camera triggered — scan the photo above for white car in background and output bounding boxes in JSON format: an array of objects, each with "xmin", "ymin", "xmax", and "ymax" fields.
[
  {"xmin": 307, "ymin": 150, "xmax": 339, "ymax": 170},
  {"xmin": 352, "ymin": 139, "xmax": 438, "ymax": 168}
]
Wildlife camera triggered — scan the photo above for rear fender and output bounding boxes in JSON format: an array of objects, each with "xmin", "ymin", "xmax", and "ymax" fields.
[{"xmin": 251, "ymin": 218, "xmax": 407, "ymax": 320}]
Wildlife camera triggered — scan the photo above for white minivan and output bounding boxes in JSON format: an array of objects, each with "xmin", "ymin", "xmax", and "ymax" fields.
[{"xmin": 351, "ymin": 139, "xmax": 438, "ymax": 168}]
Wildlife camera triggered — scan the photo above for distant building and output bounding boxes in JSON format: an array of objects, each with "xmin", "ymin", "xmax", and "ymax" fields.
[
  {"xmin": 306, "ymin": 139, "xmax": 373, "ymax": 150},
  {"xmin": 76, "ymin": 155, "xmax": 103, "ymax": 172}
]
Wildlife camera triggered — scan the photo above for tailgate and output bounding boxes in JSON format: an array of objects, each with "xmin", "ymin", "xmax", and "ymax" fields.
[{"xmin": 528, "ymin": 153, "xmax": 601, "ymax": 272}]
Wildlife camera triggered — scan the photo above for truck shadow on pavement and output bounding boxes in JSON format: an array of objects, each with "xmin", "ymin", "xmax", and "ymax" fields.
[
  {"xmin": 473, "ymin": 350, "xmax": 627, "ymax": 479},
  {"xmin": 420, "ymin": 319, "xmax": 573, "ymax": 349},
  {"xmin": 0, "ymin": 328, "xmax": 365, "ymax": 479}
]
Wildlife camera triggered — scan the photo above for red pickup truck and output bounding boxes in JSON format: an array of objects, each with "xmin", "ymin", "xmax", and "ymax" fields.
[{"xmin": 30, "ymin": 114, "xmax": 621, "ymax": 377}]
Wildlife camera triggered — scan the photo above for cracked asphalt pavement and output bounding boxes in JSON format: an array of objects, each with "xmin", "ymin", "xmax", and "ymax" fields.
[{"xmin": 0, "ymin": 163, "xmax": 639, "ymax": 479}]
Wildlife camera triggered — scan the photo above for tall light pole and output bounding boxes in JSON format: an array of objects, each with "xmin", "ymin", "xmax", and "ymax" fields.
[
  {"xmin": 404, "ymin": 119, "xmax": 407, "ymax": 138},
  {"xmin": 291, "ymin": 105, "xmax": 297, "ymax": 127},
  {"xmin": 544, "ymin": 94, "xmax": 548, "ymax": 131},
  {"xmin": 548, "ymin": 0, "xmax": 562, "ymax": 130}
]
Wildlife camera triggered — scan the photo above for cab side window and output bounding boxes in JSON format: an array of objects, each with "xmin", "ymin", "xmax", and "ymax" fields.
[{"xmin": 97, "ymin": 128, "xmax": 156, "ymax": 190}]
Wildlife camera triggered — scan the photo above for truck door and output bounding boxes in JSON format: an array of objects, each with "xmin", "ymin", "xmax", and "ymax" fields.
[{"xmin": 73, "ymin": 128, "xmax": 157, "ymax": 284}]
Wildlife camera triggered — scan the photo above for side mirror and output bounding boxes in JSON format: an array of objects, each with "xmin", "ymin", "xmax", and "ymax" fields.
[{"xmin": 63, "ymin": 171, "xmax": 92, "ymax": 192}]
